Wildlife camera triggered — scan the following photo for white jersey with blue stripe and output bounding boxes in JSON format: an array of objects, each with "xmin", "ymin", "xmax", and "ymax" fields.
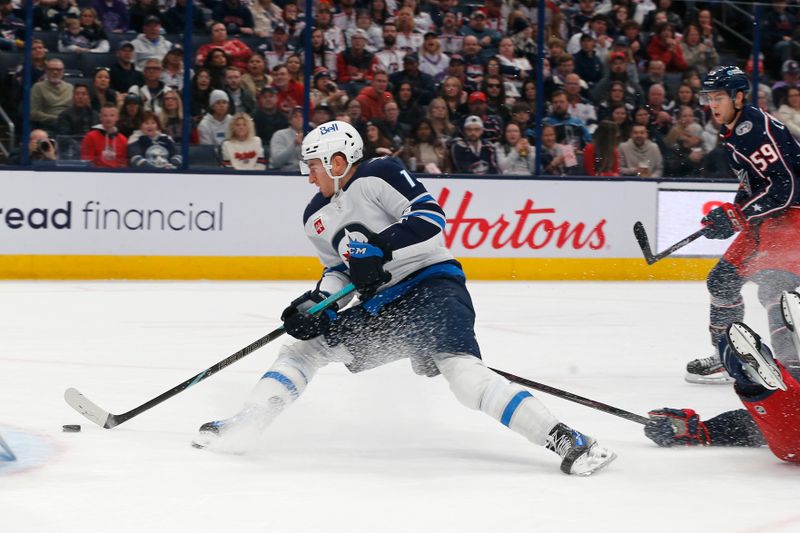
[{"xmin": 302, "ymin": 156, "xmax": 454, "ymax": 296}]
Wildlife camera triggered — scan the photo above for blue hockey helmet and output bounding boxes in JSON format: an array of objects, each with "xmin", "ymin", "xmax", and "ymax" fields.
[{"xmin": 699, "ymin": 66, "xmax": 750, "ymax": 104}]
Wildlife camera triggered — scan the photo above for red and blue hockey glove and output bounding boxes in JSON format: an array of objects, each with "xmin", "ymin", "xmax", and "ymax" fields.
[
  {"xmin": 348, "ymin": 232, "xmax": 392, "ymax": 298},
  {"xmin": 644, "ymin": 408, "xmax": 710, "ymax": 447},
  {"xmin": 281, "ymin": 290, "xmax": 338, "ymax": 340},
  {"xmin": 702, "ymin": 202, "xmax": 746, "ymax": 240}
]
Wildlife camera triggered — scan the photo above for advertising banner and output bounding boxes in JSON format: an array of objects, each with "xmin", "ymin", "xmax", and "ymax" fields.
[{"xmin": 656, "ymin": 188, "xmax": 738, "ymax": 257}]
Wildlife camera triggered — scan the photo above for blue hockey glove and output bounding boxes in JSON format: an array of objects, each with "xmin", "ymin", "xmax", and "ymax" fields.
[
  {"xmin": 281, "ymin": 290, "xmax": 338, "ymax": 340},
  {"xmin": 702, "ymin": 202, "xmax": 745, "ymax": 240},
  {"xmin": 644, "ymin": 408, "xmax": 710, "ymax": 447},
  {"xmin": 348, "ymin": 232, "xmax": 392, "ymax": 298}
]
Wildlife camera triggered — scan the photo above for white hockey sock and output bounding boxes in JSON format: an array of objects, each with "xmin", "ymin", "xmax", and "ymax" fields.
[
  {"xmin": 243, "ymin": 361, "xmax": 311, "ymax": 414},
  {"xmin": 436, "ymin": 354, "xmax": 558, "ymax": 446}
]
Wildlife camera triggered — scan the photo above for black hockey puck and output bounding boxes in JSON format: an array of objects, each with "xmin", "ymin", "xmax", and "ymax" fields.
[{"xmin": 62, "ymin": 424, "xmax": 81, "ymax": 432}]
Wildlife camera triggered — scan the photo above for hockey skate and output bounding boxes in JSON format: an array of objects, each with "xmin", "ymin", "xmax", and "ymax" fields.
[
  {"xmin": 726, "ymin": 322, "xmax": 787, "ymax": 391},
  {"xmin": 192, "ymin": 403, "xmax": 281, "ymax": 453},
  {"xmin": 545, "ymin": 423, "xmax": 616, "ymax": 476},
  {"xmin": 684, "ymin": 353, "xmax": 734, "ymax": 385}
]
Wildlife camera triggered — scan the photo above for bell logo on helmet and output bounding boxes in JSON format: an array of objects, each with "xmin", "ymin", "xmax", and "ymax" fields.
[{"xmin": 319, "ymin": 123, "xmax": 339, "ymax": 135}]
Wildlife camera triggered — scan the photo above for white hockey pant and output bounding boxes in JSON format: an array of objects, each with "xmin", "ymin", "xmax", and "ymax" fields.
[
  {"xmin": 242, "ymin": 336, "xmax": 353, "ymax": 416},
  {"xmin": 435, "ymin": 353, "xmax": 558, "ymax": 446}
]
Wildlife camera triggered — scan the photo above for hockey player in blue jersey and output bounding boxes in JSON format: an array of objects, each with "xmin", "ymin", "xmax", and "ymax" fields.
[
  {"xmin": 684, "ymin": 66, "xmax": 800, "ymax": 384},
  {"xmin": 192, "ymin": 120, "xmax": 616, "ymax": 475}
]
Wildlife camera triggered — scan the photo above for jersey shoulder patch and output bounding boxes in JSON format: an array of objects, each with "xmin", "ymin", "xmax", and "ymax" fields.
[
  {"xmin": 735, "ymin": 121, "xmax": 752, "ymax": 136},
  {"xmin": 303, "ymin": 192, "xmax": 331, "ymax": 225}
]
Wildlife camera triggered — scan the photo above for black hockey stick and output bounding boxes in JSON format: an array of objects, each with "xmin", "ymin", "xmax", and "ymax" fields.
[
  {"xmin": 633, "ymin": 221, "xmax": 708, "ymax": 265},
  {"xmin": 490, "ymin": 367, "xmax": 648, "ymax": 425},
  {"xmin": 64, "ymin": 284, "xmax": 356, "ymax": 429}
]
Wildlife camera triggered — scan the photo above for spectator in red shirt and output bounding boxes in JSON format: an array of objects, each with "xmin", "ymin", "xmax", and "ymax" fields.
[
  {"xmin": 80, "ymin": 102, "xmax": 128, "ymax": 168},
  {"xmin": 336, "ymin": 28, "xmax": 376, "ymax": 97},
  {"xmin": 272, "ymin": 64, "xmax": 303, "ymax": 114},
  {"xmin": 583, "ymin": 120, "xmax": 620, "ymax": 176},
  {"xmin": 196, "ymin": 21, "xmax": 253, "ymax": 72},
  {"xmin": 356, "ymin": 70, "xmax": 394, "ymax": 121},
  {"xmin": 646, "ymin": 23, "xmax": 688, "ymax": 72}
]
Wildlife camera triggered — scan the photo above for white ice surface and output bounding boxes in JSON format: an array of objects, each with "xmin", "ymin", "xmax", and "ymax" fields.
[{"xmin": 1, "ymin": 280, "xmax": 798, "ymax": 533}]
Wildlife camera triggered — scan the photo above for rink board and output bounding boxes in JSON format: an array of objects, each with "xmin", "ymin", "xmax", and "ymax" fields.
[{"xmin": 0, "ymin": 171, "xmax": 736, "ymax": 280}]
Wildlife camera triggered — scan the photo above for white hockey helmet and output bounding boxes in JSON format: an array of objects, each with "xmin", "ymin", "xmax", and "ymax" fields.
[{"xmin": 300, "ymin": 120, "xmax": 364, "ymax": 191}]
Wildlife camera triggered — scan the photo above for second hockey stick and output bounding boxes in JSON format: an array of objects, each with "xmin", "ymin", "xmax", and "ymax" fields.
[
  {"xmin": 65, "ymin": 284, "xmax": 356, "ymax": 429},
  {"xmin": 490, "ymin": 367, "xmax": 648, "ymax": 425},
  {"xmin": 633, "ymin": 221, "xmax": 707, "ymax": 265}
]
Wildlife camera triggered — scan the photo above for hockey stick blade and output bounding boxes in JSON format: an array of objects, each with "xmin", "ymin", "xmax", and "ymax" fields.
[
  {"xmin": 64, "ymin": 387, "xmax": 117, "ymax": 428},
  {"xmin": 633, "ymin": 222, "xmax": 708, "ymax": 265},
  {"xmin": 632, "ymin": 221, "xmax": 656, "ymax": 265},
  {"xmin": 490, "ymin": 367, "xmax": 649, "ymax": 425},
  {"xmin": 64, "ymin": 284, "xmax": 356, "ymax": 429}
]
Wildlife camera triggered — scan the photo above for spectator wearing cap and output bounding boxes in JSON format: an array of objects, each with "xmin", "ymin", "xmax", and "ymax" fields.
[
  {"xmin": 251, "ymin": 86, "xmax": 287, "ymax": 157},
  {"xmin": 81, "ymin": 102, "xmax": 128, "ymax": 168},
  {"xmin": 450, "ymin": 115, "xmax": 499, "ymax": 175},
  {"xmin": 647, "ymin": 23, "xmax": 688, "ymax": 73},
  {"xmin": 395, "ymin": 6, "xmax": 424, "ymax": 54},
  {"xmin": 198, "ymin": 89, "xmax": 233, "ymax": 146},
  {"xmin": 162, "ymin": 0, "xmax": 209, "ymax": 36},
  {"xmin": 438, "ymin": 10, "xmax": 464, "ymax": 55},
  {"xmin": 772, "ymin": 60, "xmax": 800, "ymax": 109},
  {"xmin": 543, "ymin": 90, "xmax": 592, "ymax": 152},
  {"xmin": 375, "ymin": 21, "xmax": 406, "ymax": 75},
  {"xmin": 263, "ymin": 23, "xmax": 295, "ymax": 71},
  {"xmin": 311, "ymin": 69, "xmax": 348, "ymax": 113},
  {"xmin": 132, "ymin": 15, "xmax": 173, "ymax": 70},
  {"xmin": 464, "ymin": 91, "xmax": 502, "ymax": 143},
  {"xmin": 460, "ymin": 10, "xmax": 501, "ymax": 57},
  {"xmin": 250, "ymin": 0, "xmax": 282, "ymax": 39},
  {"xmin": 348, "ymin": 9, "xmax": 383, "ymax": 53},
  {"xmin": 271, "ymin": 63, "xmax": 303, "ymax": 114},
  {"xmin": 443, "ymin": 54, "xmax": 475, "ymax": 94},
  {"xmin": 680, "ymin": 24, "xmax": 718, "ymax": 78},
  {"xmin": 609, "ymin": 35, "xmax": 641, "ymax": 83},
  {"xmin": 778, "ymin": 86, "xmax": 800, "ymax": 138},
  {"xmin": 333, "ymin": 0, "xmax": 358, "ymax": 33},
  {"xmin": 92, "ymin": 0, "xmax": 129, "ymax": 33},
  {"xmin": 128, "ymin": 0, "xmax": 160, "ymax": 34},
  {"xmin": 269, "ymin": 106, "xmax": 304, "ymax": 171},
  {"xmin": 591, "ymin": 51, "xmax": 644, "ymax": 108},
  {"xmin": 573, "ymin": 33, "xmax": 603, "ymax": 89},
  {"xmin": 419, "ymin": 32, "xmax": 450, "ymax": 84},
  {"xmin": 110, "ymin": 41, "xmax": 144, "ymax": 94},
  {"xmin": 129, "ymin": 57, "xmax": 168, "ymax": 114},
  {"xmin": 31, "ymin": 59, "xmax": 74, "ymax": 130},
  {"xmin": 223, "ymin": 66, "xmax": 256, "ymax": 114},
  {"xmin": 389, "ymin": 53, "xmax": 436, "ymax": 106},
  {"xmin": 117, "ymin": 92, "xmax": 144, "ymax": 137},
  {"xmin": 356, "ymin": 70, "xmax": 394, "ymax": 121},
  {"xmin": 336, "ymin": 29, "xmax": 376, "ymax": 97},
  {"xmin": 196, "ymin": 22, "xmax": 253, "ymax": 72},
  {"xmin": 567, "ymin": 14, "xmax": 611, "ymax": 58},
  {"xmin": 212, "ymin": 0, "xmax": 255, "ymax": 36}
]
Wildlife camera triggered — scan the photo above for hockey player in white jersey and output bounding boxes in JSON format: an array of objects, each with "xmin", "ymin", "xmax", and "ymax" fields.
[{"xmin": 192, "ymin": 120, "xmax": 616, "ymax": 475}]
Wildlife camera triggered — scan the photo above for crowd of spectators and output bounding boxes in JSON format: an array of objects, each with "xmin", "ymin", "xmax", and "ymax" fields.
[{"xmin": 0, "ymin": 0, "xmax": 796, "ymax": 177}]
